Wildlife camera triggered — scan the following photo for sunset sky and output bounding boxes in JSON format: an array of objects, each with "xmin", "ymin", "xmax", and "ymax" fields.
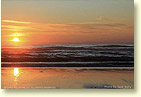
[{"xmin": 2, "ymin": 0, "xmax": 134, "ymax": 46}]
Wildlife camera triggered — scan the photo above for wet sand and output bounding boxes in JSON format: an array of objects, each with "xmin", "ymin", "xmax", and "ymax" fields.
[{"xmin": 1, "ymin": 67, "xmax": 134, "ymax": 89}]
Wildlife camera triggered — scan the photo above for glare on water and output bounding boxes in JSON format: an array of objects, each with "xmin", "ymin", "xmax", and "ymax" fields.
[{"xmin": 14, "ymin": 68, "xmax": 19, "ymax": 81}]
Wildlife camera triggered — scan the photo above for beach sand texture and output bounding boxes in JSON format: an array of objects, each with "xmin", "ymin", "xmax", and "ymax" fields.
[{"xmin": 1, "ymin": 67, "xmax": 134, "ymax": 89}]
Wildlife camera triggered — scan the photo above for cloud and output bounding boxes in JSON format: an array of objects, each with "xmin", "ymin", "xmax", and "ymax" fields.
[
  {"xmin": 1, "ymin": 19, "xmax": 133, "ymax": 35},
  {"xmin": 63, "ymin": 22, "xmax": 132, "ymax": 32},
  {"xmin": 2, "ymin": 20, "xmax": 31, "ymax": 24},
  {"xmin": 96, "ymin": 16, "xmax": 128, "ymax": 22}
]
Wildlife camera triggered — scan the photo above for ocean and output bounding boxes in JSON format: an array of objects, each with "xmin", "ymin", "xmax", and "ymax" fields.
[
  {"xmin": 1, "ymin": 44, "xmax": 134, "ymax": 89},
  {"xmin": 1, "ymin": 44, "xmax": 134, "ymax": 67}
]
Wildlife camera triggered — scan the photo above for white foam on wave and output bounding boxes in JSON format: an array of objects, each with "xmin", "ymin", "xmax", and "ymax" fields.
[{"xmin": 1, "ymin": 61, "xmax": 134, "ymax": 65}]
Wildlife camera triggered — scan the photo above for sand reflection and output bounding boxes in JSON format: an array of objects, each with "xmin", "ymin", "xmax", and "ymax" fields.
[
  {"xmin": 1, "ymin": 67, "xmax": 134, "ymax": 89},
  {"xmin": 14, "ymin": 68, "xmax": 20, "ymax": 81}
]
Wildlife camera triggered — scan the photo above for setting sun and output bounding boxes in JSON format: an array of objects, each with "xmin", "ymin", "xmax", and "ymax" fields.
[
  {"xmin": 13, "ymin": 38, "xmax": 19, "ymax": 42},
  {"xmin": 1, "ymin": 0, "xmax": 134, "ymax": 89}
]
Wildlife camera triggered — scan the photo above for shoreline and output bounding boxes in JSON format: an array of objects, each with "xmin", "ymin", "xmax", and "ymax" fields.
[
  {"xmin": 1, "ymin": 65, "xmax": 134, "ymax": 67},
  {"xmin": 1, "ymin": 66, "xmax": 134, "ymax": 70},
  {"xmin": 1, "ymin": 62, "xmax": 134, "ymax": 67},
  {"xmin": 1, "ymin": 66, "xmax": 134, "ymax": 89}
]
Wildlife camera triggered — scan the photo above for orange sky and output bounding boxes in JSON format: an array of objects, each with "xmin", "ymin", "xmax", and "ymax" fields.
[{"xmin": 1, "ymin": 0, "xmax": 134, "ymax": 47}]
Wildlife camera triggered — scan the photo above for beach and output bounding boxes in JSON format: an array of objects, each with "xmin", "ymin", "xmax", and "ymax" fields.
[
  {"xmin": 1, "ymin": 44, "xmax": 134, "ymax": 67},
  {"xmin": 1, "ymin": 0, "xmax": 134, "ymax": 91},
  {"xmin": 1, "ymin": 67, "xmax": 134, "ymax": 89},
  {"xmin": 1, "ymin": 44, "xmax": 134, "ymax": 89}
]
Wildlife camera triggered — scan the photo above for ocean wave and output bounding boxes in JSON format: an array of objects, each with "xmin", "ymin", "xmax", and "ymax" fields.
[
  {"xmin": 1, "ymin": 61, "xmax": 134, "ymax": 65},
  {"xmin": 1, "ymin": 44, "xmax": 134, "ymax": 67}
]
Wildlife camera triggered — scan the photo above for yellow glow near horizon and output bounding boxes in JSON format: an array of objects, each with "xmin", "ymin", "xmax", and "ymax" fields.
[{"xmin": 13, "ymin": 38, "xmax": 20, "ymax": 42}]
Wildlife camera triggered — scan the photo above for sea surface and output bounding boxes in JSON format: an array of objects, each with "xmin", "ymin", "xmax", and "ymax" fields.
[
  {"xmin": 1, "ymin": 44, "xmax": 134, "ymax": 67},
  {"xmin": 1, "ymin": 44, "xmax": 134, "ymax": 89}
]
